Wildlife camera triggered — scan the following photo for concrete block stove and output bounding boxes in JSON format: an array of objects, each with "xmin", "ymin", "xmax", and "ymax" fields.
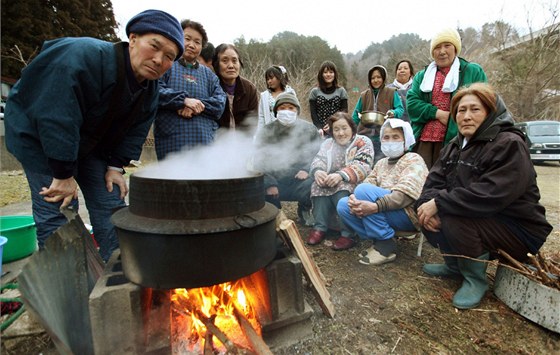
[{"xmin": 89, "ymin": 249, "xmax": 314, "ymax": 354}]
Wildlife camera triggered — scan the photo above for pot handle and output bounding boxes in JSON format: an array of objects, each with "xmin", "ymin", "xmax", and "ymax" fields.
[{"xmin": 234, "ymin": 214, "xmax": 257, "ymax": 228}]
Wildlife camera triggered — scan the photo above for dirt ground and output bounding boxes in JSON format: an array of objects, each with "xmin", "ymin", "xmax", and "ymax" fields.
[{"xmin": 1, "ymin": 163, "xmax": 559, "ymax": 354}]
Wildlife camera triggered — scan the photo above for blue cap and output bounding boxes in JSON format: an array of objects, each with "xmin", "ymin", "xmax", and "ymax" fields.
[{"xmin": 126, "ymin": 9, "xmax": 184, "ymax": 60}]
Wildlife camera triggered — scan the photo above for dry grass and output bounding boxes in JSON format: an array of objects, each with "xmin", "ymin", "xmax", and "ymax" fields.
[
  {"xmin": 0, "ymin": 167, "xmax": 140, "ymax": 208},
  {"xmin": 0, "ymin": 170, "xmax": 30, "ymax": 207}
]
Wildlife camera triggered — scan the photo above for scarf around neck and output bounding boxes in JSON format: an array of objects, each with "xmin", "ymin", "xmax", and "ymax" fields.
[
  {"xmin": 420, "ymin": 57, "xmax": 460, "ymax": 93},
  {"xmin": 391, "ymin": 78, "xmax": 412, "ymax": 90}
]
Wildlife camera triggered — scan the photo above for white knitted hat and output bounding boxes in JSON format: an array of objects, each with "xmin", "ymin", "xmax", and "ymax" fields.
[{"xmin": 430, "ymin": 28, "xmax": 462, "ymax": 58}]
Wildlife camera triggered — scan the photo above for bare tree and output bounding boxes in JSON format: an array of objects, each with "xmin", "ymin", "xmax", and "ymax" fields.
[
  {"xmin": 487, "ymin": 17, "xmax": 560, "ymax": 120},
  {"xmin": 3, "ymin": 45, "xmax": 39, "ymax": 67}
]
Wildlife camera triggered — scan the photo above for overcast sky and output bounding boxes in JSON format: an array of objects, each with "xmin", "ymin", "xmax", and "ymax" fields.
[{"xmin": 111, "ymin": 0, "xmax": 558, "ymax": 54}]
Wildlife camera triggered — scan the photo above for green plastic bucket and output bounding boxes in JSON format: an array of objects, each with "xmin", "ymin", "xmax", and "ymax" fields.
[{"xmin": 0, "ymin": 216, "xmax": 38, "ymax": 263}]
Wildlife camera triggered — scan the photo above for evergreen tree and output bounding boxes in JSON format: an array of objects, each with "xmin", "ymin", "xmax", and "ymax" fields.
[{"xmin": 1, "ymin": 0, "xmax": 118, "ymax": 79}]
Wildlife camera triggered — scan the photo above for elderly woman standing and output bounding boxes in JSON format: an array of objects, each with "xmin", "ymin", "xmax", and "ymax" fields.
[
  {"xmin": 212, "ymin": 43, "xmax": 258, "ymax": 132},
  {"xmin": 416, "ymin": 83, "xmax": 552, "ymax": 309},
  {"xmin": 407, "ymin": 28, "xmax": 487, "ymax": 169},
  {"xmin": 337, "ymin": 119, "xmax": 428, "ymax": 264},
  {"xmin": 306, "ymin": 112, "xmax": 374, "ymax": 250},
  {"xmin": 155, "ymin": 20, "xmax": 227, "ymax": 159}
]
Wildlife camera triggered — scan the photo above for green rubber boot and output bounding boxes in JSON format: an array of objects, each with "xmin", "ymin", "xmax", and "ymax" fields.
[
  {"xmin": 422, "ymin": 256, "xmax": 461, "ymax": 278},
  {"xmin": 452, "ymin": 253, "xmax": 490, "ymax": 309}
]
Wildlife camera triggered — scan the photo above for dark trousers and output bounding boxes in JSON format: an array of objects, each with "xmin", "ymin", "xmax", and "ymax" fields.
[
  {"xmin": 24, "ymin": 155, "xmax": 126, "ymax": 262},
  {"xmin": 423, "ymin": 215, "xmax": 530, "ymax": 261},
  {"xmin": 372, "ymin": 140, "xmax": 385, "ymax": 165},
  {"xmin": 265, "ymin": 176, "xmax": 312, "ymax": 210},
  {"xmin": 312, "ymin": 191, "xmax": 350, "ymax": 236},
  {"xmin": 414, "ymin": 140, "xmax": 444, "ymax": 170}
]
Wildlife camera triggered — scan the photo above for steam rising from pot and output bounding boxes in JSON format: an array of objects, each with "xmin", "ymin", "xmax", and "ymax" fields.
[{"xmin": 136, "ymin": 120, "xmax": 321, "ymax": 180}]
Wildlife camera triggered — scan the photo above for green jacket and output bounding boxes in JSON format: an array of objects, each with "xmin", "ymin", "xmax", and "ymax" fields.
[{"xmin": 406, "ymin": 57, "xmax": 487, "ymax": 145}]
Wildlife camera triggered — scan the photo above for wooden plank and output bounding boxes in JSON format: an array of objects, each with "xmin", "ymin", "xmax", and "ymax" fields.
[{"xmin": 276, "ymin": 213, "xmax": 335, "ymax": 318}]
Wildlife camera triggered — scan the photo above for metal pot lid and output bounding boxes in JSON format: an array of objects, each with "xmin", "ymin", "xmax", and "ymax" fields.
[
  {"xmin": 127, "ymin": 173, "xmax": 265, "ymax": 220},
  {"xmin": 111, "ymin": 203, "xmax": 278, "ymax": 235}
]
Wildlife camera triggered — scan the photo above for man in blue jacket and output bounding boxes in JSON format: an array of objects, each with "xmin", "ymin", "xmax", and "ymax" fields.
[{"xmin": 4, "ymin": 9, "xmax": 184, "ymax": 261}]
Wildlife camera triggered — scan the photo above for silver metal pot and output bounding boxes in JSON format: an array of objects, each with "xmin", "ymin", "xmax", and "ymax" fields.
[{"xmin": 360, "ymin": 111, "xmax": 387, "ymax": 126}]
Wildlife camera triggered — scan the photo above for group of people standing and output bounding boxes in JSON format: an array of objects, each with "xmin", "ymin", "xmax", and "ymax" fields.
[{"xmin": 4, "ymin": 8, "xmax": 552, "ymax": 312}]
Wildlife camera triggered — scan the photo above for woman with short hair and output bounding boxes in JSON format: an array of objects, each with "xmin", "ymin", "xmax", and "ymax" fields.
[
  {"xmin": 307, "ymin": 112, "xmax": 374, "ymax": 250},
  {"xmin": 155, "ymin": 19, "xmax": 227, "ymax": 158},
  {"xmin": 212, "ymin": 43, "xmax": 258, "ymax": 131},
  {"xmin": 386, "ymin": 59, "xmax": 415, "ymax": 122},
  {"xmin": 416, "ymin": 83, "xmax": 552, "ymax": 309}
]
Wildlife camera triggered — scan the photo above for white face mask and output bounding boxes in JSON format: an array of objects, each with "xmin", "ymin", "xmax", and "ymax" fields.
[
  {"xmin": 381, "ymin": 141, "xmax": 405, "ymax": 158},
  {"xmin": 276, "ymin": 110, "xmax": 297, "ymax": 126}
]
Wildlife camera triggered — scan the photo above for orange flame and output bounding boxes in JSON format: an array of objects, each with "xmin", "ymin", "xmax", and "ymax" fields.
[{"xmin": 171, "ymin": 279, "xmax": 263, "ymax": 353}]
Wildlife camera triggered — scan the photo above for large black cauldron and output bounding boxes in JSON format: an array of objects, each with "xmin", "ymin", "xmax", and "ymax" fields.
[{"xmin": 111, "ymin": 173, "xmax": 278, "ymax": 289}]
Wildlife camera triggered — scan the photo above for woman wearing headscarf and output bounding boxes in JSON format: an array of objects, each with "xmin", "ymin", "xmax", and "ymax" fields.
[
  {"xmin": 416, "ymin": 83, "xmax": 552, "ymax": 309},
  {"xmin": 337, "ymin": 119, "xmax": 428, "ymax": 265}
]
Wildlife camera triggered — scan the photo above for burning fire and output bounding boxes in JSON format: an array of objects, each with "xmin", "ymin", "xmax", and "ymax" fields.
[{"xmin": 171, "ymin": 274, "xmax": 268, "ymax": 354}]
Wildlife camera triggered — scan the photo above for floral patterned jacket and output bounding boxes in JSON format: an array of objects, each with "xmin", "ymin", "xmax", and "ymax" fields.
[{"xmin": 309, "ymin": 135, "xmax": 374, "ymax": 197}]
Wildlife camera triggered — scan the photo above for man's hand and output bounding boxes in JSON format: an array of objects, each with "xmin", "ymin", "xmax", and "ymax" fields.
[
  {"xmin": 105, "ymin": 169, "xmax": 128, "ymax": 199},
  {"xmin": 295, "ymin": 170, "xmax": 309, "ymax": 180},
  {"xmin": 40, "ymin": 177, "xmax": 78, "ymax": 208},
  {"xmin": 266, "ymin": 186, "xmax": 279, "ymax": 198}
]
